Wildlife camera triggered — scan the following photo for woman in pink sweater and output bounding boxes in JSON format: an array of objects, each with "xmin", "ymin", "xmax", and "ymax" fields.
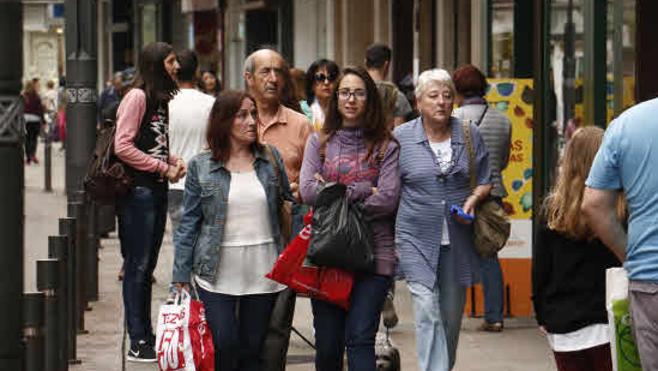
[{"xmin": 114, "ymin": 42, "xmax": 184, "ymax": 363}]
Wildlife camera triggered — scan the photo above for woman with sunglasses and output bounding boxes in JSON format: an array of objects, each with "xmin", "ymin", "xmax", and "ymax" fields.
[
  {"xmin": 394, "ymin": 69, "xmax": 492, "ymax": 371},
  {"xmin": 300, "ymin": 66, "xmax": 400, "ymax": 371},
  {"xmin": 304, "ymin": 58, "xmax": 340, "ymax": 131}
]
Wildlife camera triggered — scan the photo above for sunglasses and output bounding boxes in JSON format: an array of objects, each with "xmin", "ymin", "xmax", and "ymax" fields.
[{"xmin": 314, "ymin": 73, "xmax": 337, "ymax": 83}]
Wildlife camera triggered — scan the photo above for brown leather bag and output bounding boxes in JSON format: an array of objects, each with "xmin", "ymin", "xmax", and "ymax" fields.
[
  {"xmin": 84, "ymin": 122, "xmax": 132, "ymax": 203},
  {"xmin": 463, "ymin": 120, "xmax": 511, "ymax": 257},
  {"xmin": 264, "ymin": 144, "xmax": 293, "ymax": 244}
]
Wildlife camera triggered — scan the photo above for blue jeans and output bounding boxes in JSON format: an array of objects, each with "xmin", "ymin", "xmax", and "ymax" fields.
[
  {"xmin": 439, "ymin": 245, "xmax": 467, "ymax": 370},
  {"xmin": 479, "ymin": 254, "xmax": 504, "ymax": 323},
  {"xmin": 407, "ymin": 281, "xmax": 449, "ymax": 371},
  {"xmin": 311, "ymin": 273, "xmax": 391, "ymax": 371},
  {"xmin": 117, "ymin": 186, "xmax": 167, "ymax": 344},
  {"xmin": 197, "ymin": 286, "xmax": 277, "ymax": 371}
]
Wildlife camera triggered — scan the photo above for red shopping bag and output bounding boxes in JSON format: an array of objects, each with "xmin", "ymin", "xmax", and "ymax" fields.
[
  {"xmin": 156, "ymin": 290, "xmax": 214, "ymax": 371},
  {"xmin": 266, "ymin": 212, "xmax": 354, "ymax": 310}
]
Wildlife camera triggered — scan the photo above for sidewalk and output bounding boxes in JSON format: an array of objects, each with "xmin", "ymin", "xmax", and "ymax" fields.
[{"xmin": 24, "ymin": 143, "xmax": 557, "ymax": 370}]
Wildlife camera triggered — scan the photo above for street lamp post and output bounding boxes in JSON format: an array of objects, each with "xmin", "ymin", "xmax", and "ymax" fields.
[
  {"xmin": 64, "ymin": 0, "xmax": 98, "ymax": 198},
  {"xmin": 0, "ymin": 0, "xmax": 24, "ymax": 369},
  {"xmin": 65, "ymin": 0, "xmax": 100, "ymax": 310}
]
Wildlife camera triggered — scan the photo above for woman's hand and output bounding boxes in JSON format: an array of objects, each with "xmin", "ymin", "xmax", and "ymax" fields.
[
  {"xmin": 453, "ymin": 195, "xmax": 478, "ymax": 225},
  {"xmin": 175, "ymin": 159, "xmax": 187, "ymax": 180},
  {"xmin": 165, "ymin": 162, "xmax": 185, "ymax": 183},
  {"xmin": 463, "ymin": 195, "xmax": 479, "ymax": 215},
  {"xmin": 538, "ymin": 326, "xmax": 548, "ymax": 336},
  {"xmin": 290, "ymin": 182, "xmax": 300, "ymax": 200}
]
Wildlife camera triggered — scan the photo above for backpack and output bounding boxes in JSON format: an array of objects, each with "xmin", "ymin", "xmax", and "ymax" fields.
[{"xmin": 83, "ymin": 102, "xmax": 132, "ymax": 204}]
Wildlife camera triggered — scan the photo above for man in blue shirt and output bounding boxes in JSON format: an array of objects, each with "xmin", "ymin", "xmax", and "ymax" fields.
[{"xmin": 582, "ymin": 98, "xmax": 658, "ymax": 371}]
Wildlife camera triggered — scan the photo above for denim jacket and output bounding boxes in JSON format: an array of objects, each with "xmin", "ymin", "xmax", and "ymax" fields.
[{"xmin": 172, "ymin": 144, "xmax": 294, "ymax": 284}]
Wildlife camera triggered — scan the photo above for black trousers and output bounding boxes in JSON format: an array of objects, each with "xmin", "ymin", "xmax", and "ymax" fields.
[
  {"xmin": 262, "ymin": 288, "xmax": 297, "ymax": 371},
  {"xmin": 25, "ymin": 120, "xmax": 41, "ymax": 160}
]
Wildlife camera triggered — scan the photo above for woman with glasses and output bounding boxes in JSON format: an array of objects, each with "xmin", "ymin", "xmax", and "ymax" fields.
[
  {"xmin": 173, "ymin": 90, "xmax": 294, "ymax": 370},
  {"xmin": 303, "ymin": 58, "xmax": 340, "ymax": 131},
  {"xmin": 393, "ymin": 69, "xmax": 492, "ymax": 371},
  {"xmin": 299, "ymin": 66, "xmax": 401, "ymax": 371}
]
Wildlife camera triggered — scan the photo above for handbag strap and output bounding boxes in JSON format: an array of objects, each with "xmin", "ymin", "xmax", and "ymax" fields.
[
  {"xmin": 475, "ymin": 105, "xmax": 489, "ymax": 127},
  {"xmin": 462, "ymin": 120, "xmax": 476, "ymax": 191}
]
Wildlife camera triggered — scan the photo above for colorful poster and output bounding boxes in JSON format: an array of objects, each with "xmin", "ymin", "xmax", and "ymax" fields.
[{"xmin": 484, "ymin": 79, "xmax": 534, "ymax": 259}]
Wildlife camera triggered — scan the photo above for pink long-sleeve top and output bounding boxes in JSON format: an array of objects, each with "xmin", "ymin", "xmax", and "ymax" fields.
[{"xmin": 114, "ymin": 89, "xmax": 178, "ymax": 174}]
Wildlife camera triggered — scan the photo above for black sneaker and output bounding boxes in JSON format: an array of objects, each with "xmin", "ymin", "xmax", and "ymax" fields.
[{"xmin": 127, "ymin": 340, "xmax": 157, "ymax": 363}]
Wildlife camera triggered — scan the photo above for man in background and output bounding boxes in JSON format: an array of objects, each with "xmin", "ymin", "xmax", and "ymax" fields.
[
  {"xmin": 244, "ymin": 47, "xmax": 311, "ymax": 371},
  {"xmin": 168, "ymin": 49, "xmax": 216, "ymax": 230},
  {"xmin": 365, "ymin": 43, "xmax": 413, "ymax": 128},
  {"xmin": 97, "ymin": 72, "xmax": 123, "ymax": 126}
]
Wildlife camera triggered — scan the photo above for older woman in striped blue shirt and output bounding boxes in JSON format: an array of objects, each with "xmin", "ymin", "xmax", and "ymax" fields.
[{"xmin": 394, "ymin": 69, "xmax": 492, "ymax": 371}]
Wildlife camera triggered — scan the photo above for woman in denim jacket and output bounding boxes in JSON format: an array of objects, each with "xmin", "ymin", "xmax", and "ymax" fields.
[{"xmin": 172, "ymin": 90, "xmax": 294, "ymax": 370}]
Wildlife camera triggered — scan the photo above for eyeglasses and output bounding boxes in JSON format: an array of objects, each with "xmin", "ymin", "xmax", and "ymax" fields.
[
  {"xmin": 314, "ymin": 73, "xmax": 337, "ymax": 83},
  {"xmin": 337, "ymin": 89, "xmax": 367, "ymax": 101}
]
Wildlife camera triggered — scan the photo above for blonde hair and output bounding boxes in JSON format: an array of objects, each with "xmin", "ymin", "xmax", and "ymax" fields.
[{"xmin": 544, "ymin": 127, "xmax": 605, "ymax": 240}]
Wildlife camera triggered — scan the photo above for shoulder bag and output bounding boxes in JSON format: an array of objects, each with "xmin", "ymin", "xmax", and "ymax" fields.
[{"xmin": 463, "ymin": 119, "xmax": 511, "ymax": 257}]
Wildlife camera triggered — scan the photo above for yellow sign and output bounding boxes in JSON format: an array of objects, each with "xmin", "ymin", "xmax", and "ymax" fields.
[{"xmin": 485, "ymin": 79, "xmax": 534, "ymax": 220}]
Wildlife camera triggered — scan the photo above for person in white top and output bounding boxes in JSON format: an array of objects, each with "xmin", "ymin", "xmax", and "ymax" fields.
[{"xmin": 168, "ymin": 49, "xmax": 216, "ymax": 230}]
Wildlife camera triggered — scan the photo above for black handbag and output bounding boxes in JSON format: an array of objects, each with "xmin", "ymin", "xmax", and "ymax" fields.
[{"xmin": 307, "ymin": 182, "xmax": 375, "ymax": 272}]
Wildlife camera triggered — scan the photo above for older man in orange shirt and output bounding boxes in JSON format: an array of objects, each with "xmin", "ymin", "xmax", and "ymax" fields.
[
  {"xmin": 244, "ymin": 48, "xmax": 311, "ymax": 195},
  {"xmin": 244, "ymin": 48, "xmax": 310, "ymax": 371}
]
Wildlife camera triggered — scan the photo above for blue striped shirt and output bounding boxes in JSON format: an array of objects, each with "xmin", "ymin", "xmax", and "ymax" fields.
[{"xmin": 394, "ymin": 116, "xmax": 491, "ymax": 289}]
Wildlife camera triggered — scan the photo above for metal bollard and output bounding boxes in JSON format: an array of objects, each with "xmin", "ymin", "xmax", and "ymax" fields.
[
  {"xmin": 86, "ymin": 198, "xmax": 99, "ymax": 302},
  {"xmin": 58, "ymin": 217, "xmax": 80, "ymax": 363},
  {"xmin": 48, "ymin": 236, "xmax": 70, "ymax": 371},
  {"xmin": 44, "ymin": 127, "xmax": 52, "ymax": 192},
  {"xmin": 37, "ymin": 258, "xmax": 61, "ymax": 371},
  {"xmin": 23, "ymin": 292, "xmax": 45, "ymax": 371},
  {"xmin": 67, "ymin": 201, "xmax": 88, "ymax": 334}
]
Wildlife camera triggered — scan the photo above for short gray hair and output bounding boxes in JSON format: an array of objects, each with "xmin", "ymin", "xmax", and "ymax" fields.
[
  {"xmin": 415, "ymin": 69, "xmax": 455, "ymax": 99},
  {"xmin": 243, "ymin": 53, "xmax": 256, "ymax": 75},
  {"xmin": 243, "ymin": 48, "xmax": 284, "ymax": 75}
]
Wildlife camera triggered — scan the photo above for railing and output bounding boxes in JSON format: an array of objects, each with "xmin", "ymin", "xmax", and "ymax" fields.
[{"xmin": 0, "ymin": 96, "xmax": 24, "ymax": 144}]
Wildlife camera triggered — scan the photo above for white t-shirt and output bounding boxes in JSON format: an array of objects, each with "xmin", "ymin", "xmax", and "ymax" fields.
[
  {"xmin": 195, "ymin": 171, "xmax": 285, "ymax": 295},
  {"xmin": 430, "ymin": 138, "xmax": 452, "ymax": 246},
  {"xmin": 546, "ymin": 324, "xmax": 610, "ymax": 352},
  {"xmin": 168, "ymin": 88, "xmax": 215, "ymax": 190}
]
